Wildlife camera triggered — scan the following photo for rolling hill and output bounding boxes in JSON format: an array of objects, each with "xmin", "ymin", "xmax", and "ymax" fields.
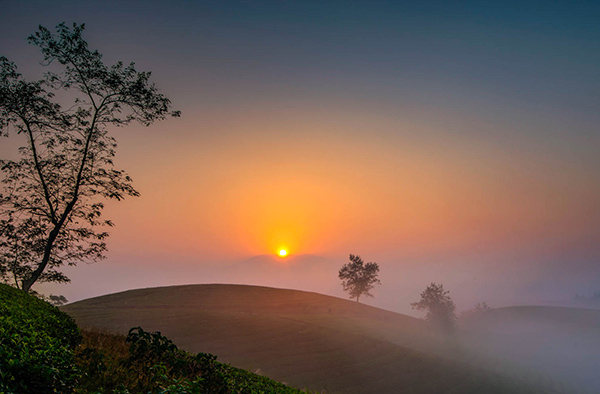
[
  {"xmin": 460, "ymin": 305, "xmax": 600, "ymax": 394},
  {"xmin": 64, "ymin": 284, "xmax": 570, "ymax": 394}
]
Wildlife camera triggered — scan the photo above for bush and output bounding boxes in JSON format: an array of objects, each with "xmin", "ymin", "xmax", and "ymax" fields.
[
  {"xmin": 0, "ymin": 284, "xmax": 81, "ymax": 393},
  {"xmin": 122, "ymin": 327, "xmax": 228, "ymax": 393},
  {"xmin": 0, "ymin": 284, "xmax": 308, "ymax": 393},
  {"xmin": 75, "ymin": 327, "xmax": 310, "ymax": 394}
]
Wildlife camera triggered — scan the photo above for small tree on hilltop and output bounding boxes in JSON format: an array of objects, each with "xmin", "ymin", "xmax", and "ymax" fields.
[
  {"xmin": 338, "ymin": 254, "xmax": 380, "ymax": 303},
  {"xmin": 460, "ymin": 302, "xmax": 493, "ymax": 320},
  {"xmin": 0, "ymin": 23, "xmax": 179, "ymax": 292},
  {"xmin": 411, "ymin": 282, "xmax": 456, "ymax": 333}
]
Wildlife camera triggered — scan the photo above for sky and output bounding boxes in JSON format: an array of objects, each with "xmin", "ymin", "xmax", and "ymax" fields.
[{"xmin": 1, "ymin": 0, "xmax": 600, "ymax": 315}]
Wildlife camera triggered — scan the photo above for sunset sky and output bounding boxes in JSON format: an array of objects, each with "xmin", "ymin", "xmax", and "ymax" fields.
[{"xmin": 2, "ymin": 0, "xmax": 599, "ymax": 314}]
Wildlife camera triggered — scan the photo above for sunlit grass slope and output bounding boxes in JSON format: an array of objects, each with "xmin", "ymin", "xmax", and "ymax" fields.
[{"xmin": 64, "ymin": 284, "xmax": 566, "ymax": 394}]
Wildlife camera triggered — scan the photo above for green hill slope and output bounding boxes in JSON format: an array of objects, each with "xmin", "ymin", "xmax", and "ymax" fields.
[{"xmin": 64, "ymin": 284, "xmax": 568, "ymax": 394}]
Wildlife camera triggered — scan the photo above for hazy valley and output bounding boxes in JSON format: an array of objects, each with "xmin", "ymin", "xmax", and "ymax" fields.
[{"xmin": 63, "ymin": 284, "xmax": 599, "ymax": 394}]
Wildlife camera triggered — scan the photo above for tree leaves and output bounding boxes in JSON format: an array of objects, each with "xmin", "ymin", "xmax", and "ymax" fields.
[
  {"xmin": 411, "ymin": 282, "xmax": 457, "ymax": 333},
  {"xmin": 338, "ymin": 254, "xmax": 381, "ymax": 302},
  {"xmin": 0, "ymin": 23, "xmax": 178, "ymax": 291}
]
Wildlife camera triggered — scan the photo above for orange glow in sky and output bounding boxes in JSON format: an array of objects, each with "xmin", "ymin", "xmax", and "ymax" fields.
[
  {"xmin": 9, "ymin": 0, "xmax": 598, "ymax": 314},
  {"xmin": 101, "ymin": 109, "xmax": 600, "ymax": 264}
]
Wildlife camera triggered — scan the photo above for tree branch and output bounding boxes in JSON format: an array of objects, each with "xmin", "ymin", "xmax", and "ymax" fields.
[{"xmin": 22, "ymin": 118, "xmax": 58, "ymax": 224}]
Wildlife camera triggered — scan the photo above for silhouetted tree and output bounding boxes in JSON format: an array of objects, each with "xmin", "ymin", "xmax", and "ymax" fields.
[
  {"xmin": 48, "ymin": 294, "xmax": 68, "ymax": 306},
  {"xmin": 338, "ymin": 254, "xmax": 380, "ymax": 302},
  {"xmin": 411, "ymin": 282, "xmax": 456, "ymax": 332},
  {"xmin": 0, "ymin": 23, "xmax": 179, "ymax": 292},
  {"xmin": 460, "ymin": 302, "xmax": 493, "ymax": 319}
]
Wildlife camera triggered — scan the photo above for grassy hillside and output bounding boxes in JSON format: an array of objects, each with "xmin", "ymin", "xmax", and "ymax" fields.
[
  {"xmin": 74, "ymin": 327, "xmax": 311, "ymax": 394},
  {"xmin": 64, "ymin": 284, "xmax": 570, "ymax": 394},
  {"xmin": 0, "ymin": 283, "xmax": 311, "ymax": 394}
]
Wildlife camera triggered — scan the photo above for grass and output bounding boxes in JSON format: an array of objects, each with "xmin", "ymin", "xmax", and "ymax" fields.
[
  {"xmin": 63, "ymin": 284, "xmax": 573, "ymax": 394},
  {"xmin": 74, "ymin": 327, "xmax": 312, "ymax": 394},
  {"xmin": 0, "ymin": 283, "xmax": 314, "ymax": 394}
]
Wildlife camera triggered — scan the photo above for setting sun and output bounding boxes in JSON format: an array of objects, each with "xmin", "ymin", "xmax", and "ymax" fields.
[{"xmin": 278, "ymin": 249, "xmax": 288, "ymax": 257}]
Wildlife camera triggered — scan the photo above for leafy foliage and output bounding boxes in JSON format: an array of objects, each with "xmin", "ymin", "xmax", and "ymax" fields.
[
  {"xmin": 0, "ymin": 285, "xmax": 311, "ymax": 393},
  {"xmin": 75, "ymin": 327, "xmax": 311, "ymax": 394},
  {"xmin": 0, "ymin": 283, "xmax": 81, "ymax": 393},
  {"xmin": 0, "ymin": 23, "xmax": 179, "ymax": 292},
  {"xmin": 411, "ymin": 282, "xmax": 457, "ymax": 333},
  {"xmin": 49, "ymin": 293, "xmax": 69, "ymax": 306},
  {"xmin": 338, "ymin": 254, "xmax": 381, "ymax": 302}
]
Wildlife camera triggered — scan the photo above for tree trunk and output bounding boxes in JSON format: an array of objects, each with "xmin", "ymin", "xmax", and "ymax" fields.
[
  {"xmin": 21, "ymin": 197, "xmax": 78, "ymax": 293},
  {"xmin": 21, "ymin": 227, "xmax": 60, "ymax": 293}
]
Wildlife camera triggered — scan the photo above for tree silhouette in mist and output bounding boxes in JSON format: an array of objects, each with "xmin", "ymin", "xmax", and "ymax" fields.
[{"xmin": 411, "ymin": 282, "xmax": 456, "ymax": 333}]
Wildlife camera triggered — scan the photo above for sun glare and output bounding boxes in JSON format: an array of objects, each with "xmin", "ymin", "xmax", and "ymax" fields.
[{"xmin": 278, "ymin": 249, "xmax": 288, "ymax": 257}]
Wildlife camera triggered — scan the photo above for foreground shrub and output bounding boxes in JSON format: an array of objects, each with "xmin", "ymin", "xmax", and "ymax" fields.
[
  {"xmin": 0, "ymin": 284, "xmax": 309, "ymax": 393},
  {"xmin": 75, "ymin": 327, "xmax": 310, "ymax": 394},
  {"xmin": 0, "ymin": 284, "xmax": 81, "ymax": 393}
]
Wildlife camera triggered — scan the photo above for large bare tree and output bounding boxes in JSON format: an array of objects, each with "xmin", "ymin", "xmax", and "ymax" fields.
[{"xmin": 0, "ymin": 23, "xmax": 179, "ymax": 292}]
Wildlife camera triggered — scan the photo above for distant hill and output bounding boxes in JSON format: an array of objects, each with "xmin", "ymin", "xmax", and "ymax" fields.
[
  {"xmin": 461, "ymin": 305, "xmax": 600, "ymax": 393},
  {"xmin": 64, "ymin": 284, "xmax": 569, "ymax": 394}
]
